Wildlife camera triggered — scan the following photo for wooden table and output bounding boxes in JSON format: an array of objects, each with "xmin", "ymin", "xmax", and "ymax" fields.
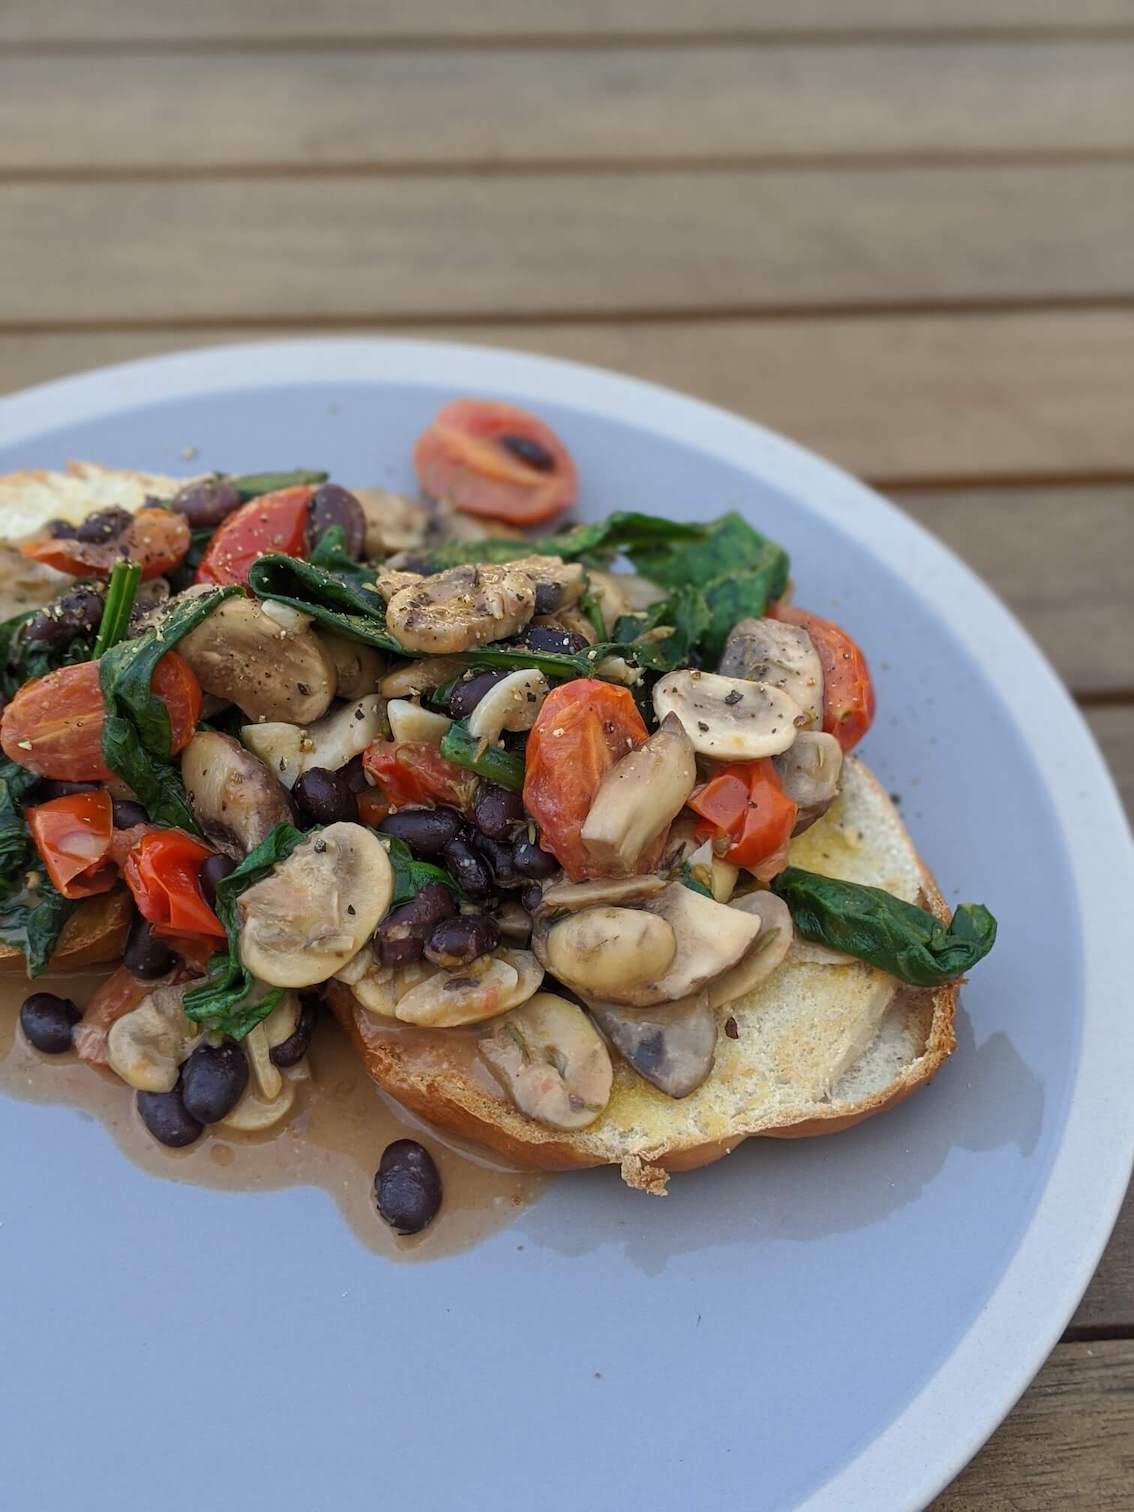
[{"xmin": 2, "ymin": 3, "xmax": 1131, "ymax": 1502}]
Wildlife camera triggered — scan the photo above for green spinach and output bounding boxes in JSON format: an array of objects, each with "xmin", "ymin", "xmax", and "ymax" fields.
[
  {"xmin": 246, "ymin": 553, "xmax": 403, "ymax": 652},
  {"xmin": 381, "ymin": 834, "xmax": 462, "ymax": 906},
  {"xmin": 229, "ymin": 468, "xmax": 327, "ymax": 501},
  {"xmin": 419, "ymin": 511, "xmax": 706, "ymax": 572},
  {"xmin": 92, "ymin": 560, "xmax": 142, "ymax": 658},
  {"xmin": 440, "ymin": 723, "xmax": 525, "ymax": 791}
]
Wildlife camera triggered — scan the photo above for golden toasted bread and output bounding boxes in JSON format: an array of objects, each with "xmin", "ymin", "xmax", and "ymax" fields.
[
  {"xmin": 332, "ymin": 760, "xmax": 956, "ymax": 1192},
  {"xmin": 0, "ymin": 890, "xmax": 131, "ymax": 976}
]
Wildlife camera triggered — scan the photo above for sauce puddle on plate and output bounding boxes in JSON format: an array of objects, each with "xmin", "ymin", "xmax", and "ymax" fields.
[{"xmin": 0, "ymin": 971, "xmax": 545, "ymax": 1258}]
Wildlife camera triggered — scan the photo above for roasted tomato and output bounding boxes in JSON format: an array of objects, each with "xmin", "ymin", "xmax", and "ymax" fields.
[
  {"xmin": 688, "ymin": 758, "xmax": 798, "ymax": 878},
  {"xmin": 195, "ymin": 485, "xmax": 313, "ymax": 588},
  {"xmin": 26, "ymin": 789, "xmax": 117, "ymax": 899},
  {"xmin": 771, "ymin": 603, "xmax": 875, "ymax": 752},
  {"xmin": 413, "ymin": 399, "xmax": 577, "ymax": 526},
  {"xmin": 122, "ymin": 830, "xmax": 225, "ymax": 939},
  {"xmin": 523, "ymin": 679, "xmax": 651, "ymax": 880},
  {"xmin": 363, "ymin": 740, "xmax": 477, "ymax": 811},
  {"xmin": 23, "ymin": 507, "xmax": 190, "ymax": 581},
  {"xmin": 0, "ymin": 653, "xmax": 202, "ymax": 782}
]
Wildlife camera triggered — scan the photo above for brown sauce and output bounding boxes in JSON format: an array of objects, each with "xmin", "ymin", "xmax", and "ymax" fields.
[{"xmin": 0, "ymin": 969, "xmax": 545, "ymax": 1259}]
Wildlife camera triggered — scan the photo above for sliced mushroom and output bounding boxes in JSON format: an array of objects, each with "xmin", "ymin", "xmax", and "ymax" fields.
[
  {"xmin": 774, "ymin": 730, "xmax": 844, "ymax": 831},
  {"xmin": 587, "ymin": 990, "xmax": 718, "ymax": 1098},
  {"xmin": 241, "ymin": 694, "xmax": 384, "ymax": 789},
  {"xmin": 580, "ymin": 713, "xmax": 695, "ymax": 875},
  {"xmin": 243, "ymin": 1021, "xmax": 283, "ymax": 1102},
  {"xmin": 394, "ymin": 949, "xmax": 543, "ymax": 1028},
  {"xmin": 106, "ymin": 982, "xmax": 202, "ymax": 1092},
  {"xmin": 538, "ymin": 874, "xmax": 666, "ymax": 912},
  {"xmin": 260, "ymin": 600, "xmax": 313, "ymax": 636},
  {"xmin": 181, "ymin": 730, "xmax": 294, "ymax": 859},
  {"xmin": 478, "ymin": 992, "xmax": 613, "ymax": 1130},
  {"xmin": 706, "ymin": 889, "xmax": 794, "ymax": 1007},
  {"xmin": 506, "ymin": 556, "xmax": 585, "ymax": 615},
  {"xmin": 349, "ymin": 957, "xmax": 434, "ymax": 1019},
  {"xmin": 221, "ymin": 1074, "xmax": 296, "ymax": 1132},
  {"xmin": 385, "ymin": 698, "xmax": 452, "ymax": 746},
  {"xmin": 466, "ymin": 668, "xmax": 550, "ymax": 745},
  {"xmin": 353, "ymin": 487, "xmax": 430, "ymax": 556},
  {"xmin": 496, "ymin": 899, "xmax": 532, "ymax": 946},
  {"xmin": 379, "ymin": 658, "xmax": 465, "ymax": 698},
  {"xmin": 719, "ymin": 617, "xmax": 824, "ymax": 728},
  {"xmin": 541, "ymin": 907, "xmax": 677, "ymax": 1001},
  {"xmin": 584, "ymin": 569, "xmax": 630, "ymax": 631},
  {"xmin": 385, "ymin": 564, "xmax": 536, "ymax": 655},
  {"xmin": 592, "ymin": 655, "xmax": 642, "ymax": 686},
  {"xmin": 238, "ymin": 822, "xmax": 394, "ymax": 988},
  {"xmin": 684, "ymin": 838, "xmax": 740, "ymax": 903},
  {"xmin": 261, "ymin": 990, "xmax": 301, "ymax": 1049},
  {"xmin": 374, "ymin": 566, "xmax": 425, "ymax": 600},
  {"xmin": 653, "ymin": 669, "xmax": 805, "ymax": 760},
  {"xmin": 178, "ymin": 594, "xmax": 337, "ymax": 724},
  {"xmin": 319, "ymin": 632, "xmax": 384, "ymax": 700}
]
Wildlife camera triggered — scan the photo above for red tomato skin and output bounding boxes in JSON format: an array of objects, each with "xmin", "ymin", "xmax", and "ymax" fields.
[
  {"xmin": 0, "ymin": 654, "xmax": 201, "ymax": 782},
  {"xmin": 771, "ymin": 603, "xmax": 875, "ymax": 752},
  {"xmin": 22, "ymin": 508, "xmax": 190, "ymax": 581},
  {"xmin": 195, "ymin": 486, "xmax": 312, "ymax": 588},
  {"xmin": 26, "ymin": 789, "xmax": 117, "ymax": 899},
  {"xmin": 123, "ymin": 830, "xmax": 226, "ymax": 939},
  {"xmin": 362, "ymin": 740, "xmax": 476, "ymax": 811},
  {"xmin": 413, "ymin": 400, "xmax": 577, "ymax": 526},
  {"xmin": 522, "ymin": 680, "xmax": 651, "ymax": 881},
  {"xmin": 689, "ymin": 759, "xmax": 797, "ymax": 876}
]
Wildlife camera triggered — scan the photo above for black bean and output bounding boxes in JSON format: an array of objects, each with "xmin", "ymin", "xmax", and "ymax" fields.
[
  {"xmin": 136, "ymin": 1080, "xmax": 204, "ymax": 1148},
  {"xmin": 520, "ymin": 882, "xmax": 544, "ymax": 914},
  {"xmin": 25, "ymin": 585, "xmax": 105, "ymax": 648},
  {"xmin": 374, "ymin": 882, "xmax": 455, "ymax": 968},
  {"xmin": 199, "ymin": 852, "xmax": 237, "ymax": 909},
  {"xmin": 424, "ymin": 913, "xmax": 500, "ymax": 969},
  {"xmin": 169, "ymin": 477, "xmax": 243, "ymax": 530},
  {"xmin": 512, "ymin": 836, "xmax": 559, "ymax": 879},
  {"xmin": 46, "ymin": 518, "xmax": 78, "ymax": 539},
  {"xmin": 499, "ymin": 434, "xmax": 555, "ymax": 472},
  {"xmin": 75, "ymin": 506, "xmax": 132, "ymax": 544},
  {"xmin": 307, "ymin": 484, "xmax": 366, "ymax": 558},
  {"xmin": 19, "ymin": 992, "xmax": 81, "ymax": 1054},
  {"xmin": 473, "ymin": 834, "xmax": 521, "ymax": 890},
  {"xmin": 374, "ymin": 1139, "xmax": 442, "ymax": 1236},
  {"xmin": 473, "ymin": 783, "xmax": 525, "ymax": 840},
  {"xmin": 112, "ymin": 798, "xmax": 149, "ymax": 829},
  {"xmin": 447, "ymin": 669, "xmax": 509, "ymax": 720},
  {"xmin": 33, "ymin": 778, "xmax": 100, "ymax": 802},
  {"xmin": 269, "ymin": 994, "xmax": 320, "ymax": 1068},
  {"xmin": 340, "ymin": 753, "xmax": 370, "ymax": 795},
  {"xmin": 124, "ymin": 914, "xmax": 177, "ymax": 980},
  {"xmin": 293, "ymin": 766, "xmax": 359, "ymax": 827},
  {"xmin": 442, "ymin": 836, "xmax": 494, "ymax": 900},
  {"xmin": 521, "ymin": 626, "xmax": 588, "ymax": 656},
  {"xmin": 180, "ymin": 1042, "xmax": 249, "ymax": 1124},
  {"xmin": 378, "ymin": 806, "xmax": 463, "ymax": 859}
]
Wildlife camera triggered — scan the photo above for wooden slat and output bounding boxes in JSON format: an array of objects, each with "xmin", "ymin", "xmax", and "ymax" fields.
[
  {"xmin": 5, "ymin": 0, "xmax": 1134, "ymax": 45},
  {"xmin": 4, "ymin": 42, "xmax": 1134, "ymax": 170},
  {"xmin": 1072, "ymin": 1175, "xmax": 1134, "ymax": 1332},
  {"xmin": 3, "ymin": 311, "xmax": 1131, "ymax": 483},
  {"xmin": 934, "ymin": 1340, "xmax": 1134, "ymax": 1508},
  {"xmin": 895, "ymin": 488, "xmax": 1134, "ymax": 696}
]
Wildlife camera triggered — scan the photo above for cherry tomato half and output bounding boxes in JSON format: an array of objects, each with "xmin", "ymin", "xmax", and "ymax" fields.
[
  {"xmin": 123, "ymin": 830, "xmax": 225, "ymax": 939},
  {"xmin": 195, "ymin": 485, "xmax": 313, "ymax": 588},
  {"xmin": 23, "ymin": 507, "xmax": 190, "ymax": 582},
  {"xmin": 362, "ymin": 740, "xmax": 477, "ymax": 811},
  {"xmin": 523, "ymin": 679, "xmax": 651, "ymax": 881},
  {"xmin": 688, "ymin": 758, "xmax": 798, "ymax": 878},
  {"xmin": 0, "ymin": 653, "xmax": 202, "ymax": 782},
  {"xmin": 413, "ymin": 399, "xmax": 577, "ymax": 526},
  {"xmin": 26, "ymin": 788, "xmax": 117, "ymax": 899},
  {"xmin": 771, "ymin": 603, "xmax": 875, "ymax": 752}
]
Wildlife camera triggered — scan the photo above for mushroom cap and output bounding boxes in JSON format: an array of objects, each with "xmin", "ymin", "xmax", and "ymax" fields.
[{"xmin": 653, "ymin": 669, "xmax": 805, "ymax": 760}]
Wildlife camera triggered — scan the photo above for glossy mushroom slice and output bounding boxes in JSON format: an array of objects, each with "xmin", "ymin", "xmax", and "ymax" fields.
[
  {"xmin": 238, "ymin": 822, "xmax": 394, "ymax": 988},
  {"xmin": 379, "ymin": 657, "xmax": 465, "ymax": 698},
  {"xmin": 541, "ymin": 907, "xmax": 677, "ymax": 1001},
  {"xmin": 719, "ymin": 617, "xmax": 824, "ymax": 729},
  {"xmin": 393, "ymin": 949, "xmax": 544, "ymax": 1028},
  {"xmin": 106, "ymin": 981, "xmax": 203, "ymax": 1093},
  {"xmin": 241, "ymin": 695, "xmax": 384, "ymax": 789},
  {"xmin": 478, "ymin": 992, "xmax": 613, "ymax": 1131},
  {"xmin": 181, "ymin": 730, "xmax": 294, "ymax": 859},
  {"xmin": 774, "ymin": 730, "xmax": 844, "ymax": 832},
  {"xmin": 707, "ymin": 890, "xmax": 794, "ymax": 1008},
  {"xmin": 537, "ymin": 874, "xmax": 666, "ymax": 913},
  {"xmin": 466, "ymin": 668, "xmax": 550, "ymax": 745},
  {"xmin": 579, "ymin": 713, "xmax": 695, "ymax": 875},
  {"xmin": 653, "ymin": 669, "xmax": 805, "ymax": 760},
  {"xmin": 384, "ymin": 563, "xmax": 537, "ymax": 655},
  {"xmin": 318, "ymin": 632, "xmax": 384, "ymax": 700},
  {"xmin": 177, "ymin": 593, "xmax": 337, "ymax": 724},
  {"xmin": 587, "ymin": 991, "xmax": 718, "ymax": 1099}
]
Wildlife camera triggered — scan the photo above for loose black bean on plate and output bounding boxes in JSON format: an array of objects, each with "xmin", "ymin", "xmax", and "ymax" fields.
[
  {"xmin": 378, "ymin": 805, "xmax": 463, "ymax": 859},
  {"xmin": 180, "ymin": 1042, "xmax": 250, "ymax": 1124},
  {"xmin": 124, "ymin": 914, "xmax": 177, "ymax": 980},
  {"xmin": 374, "ymin": 1139, "xmax": 443, "ymax": 1236},
  {"xmin": 442, "ymin": 836, "xmax": 494, "ymax": 900},
  {"xmin": 24, "ymin": 585, "xmax": 105, "ymax": 648},
  {"xmin": 199, "ymin": 852, "xmax": 237, "ymax": 909},
  {"xmin": 136, "ymin": 1080, "xmax": 204, "ymax": 1148},
  {"xmin": 473, "ymin": 783, "xmax": 525, "ymax": 840},
  {"xmin": 307, "ymin": 484, "xmax": 366, "ymax": 558},
  {"xmin": 512, "ymin": 836, "xmax": 559, "ymax": 880},
  {"xmin": 374, "ymin": 882, "xmax": 455, "ymax": 968},
  {"xmin": 169, "ymin": 477, "xmax": 243, "ymax": 530},
  {"xmin": 293, "ymin": 766, "xmax": 359, "ymax": 827},
  {"xmin": 269, "ymin": 994, "xmax": 321, "ymax": 1068},
  {"xmin": 424, "ymin": 913, "xmax": 500, "ymax": 970},
  {"xmin": 521, "ymin": 626, "xmax": 589, "ymax": 656},
  {"xmin": 447, "ymin": 669, "xmax": 509, "ymax": 720},
  {"xmin": 19, "ymin": 992, "xmax": 81, "ymax": 1055},
  {"xmin": 75, "ymin": 507, "xmax": 132, "ymax": 544}
]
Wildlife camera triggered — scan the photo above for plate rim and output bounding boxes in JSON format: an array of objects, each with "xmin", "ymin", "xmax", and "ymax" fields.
[{"xmin": 3, "ymin": 335, "xmax": 1132, "ymax": 1511}]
